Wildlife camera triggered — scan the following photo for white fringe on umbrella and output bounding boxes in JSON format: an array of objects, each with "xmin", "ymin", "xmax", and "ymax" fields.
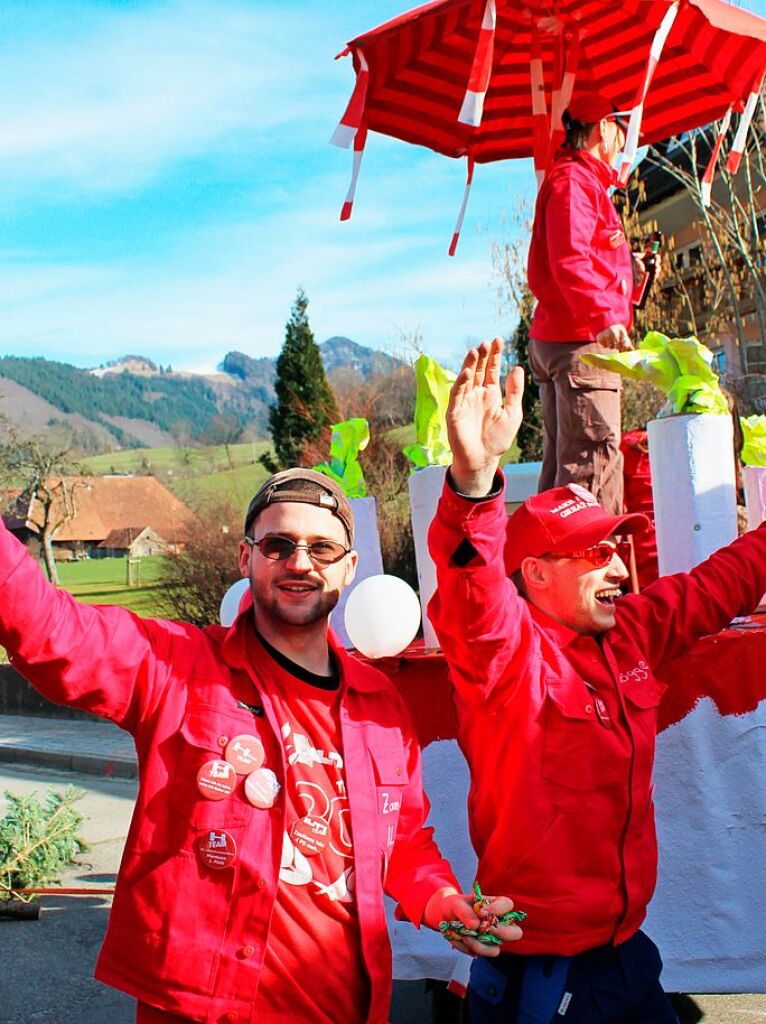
[
  {"xmin": 617, "ymin": 0, "xmax": 679, "ymax": 187},
  {"xmin": 458, "ymin": 0, "xmax": 496, "ymax": 127},
  {"xmin": 725, "ymin": 72, "xmax": 765, "ymax": 175},
  {"xmin": 449, "ymin": 157, "xmax": 475, "ymax": 256}
]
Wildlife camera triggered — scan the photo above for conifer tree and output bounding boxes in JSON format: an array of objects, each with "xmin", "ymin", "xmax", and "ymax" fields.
[
  {"xmin": 268, "ymin": 289, "xmax": 339, "ymax": 469},
  {"xmin": 506, "ymin": 289, "xmax": 544, "ymax": 462}
]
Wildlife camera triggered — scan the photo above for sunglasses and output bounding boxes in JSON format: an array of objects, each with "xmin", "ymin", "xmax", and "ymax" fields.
[
  {"xmin": 548, "ymin": 539, "xmax": 618, "ymax": 568},
  {"xmin": 245, "ymin": 535, "xmax": 351, "ymax": 567}
]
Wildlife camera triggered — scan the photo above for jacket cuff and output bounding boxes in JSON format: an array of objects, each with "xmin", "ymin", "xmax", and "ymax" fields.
[
  {"xmin": 394, "ymin": 873, "xmax": 460, "ymax": 929},
  {"xmin": 443, "ymin": 469, "xmax": 506, "ymax": 510}
]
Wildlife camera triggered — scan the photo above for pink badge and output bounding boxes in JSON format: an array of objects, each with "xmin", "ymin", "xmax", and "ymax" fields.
[
  {"xmin": 225, "ymin": 734, "xmax": 265, "ymax": 774},
  {"xmin": 196, "ymin": 759, "xmax": 237, "ymax": 801},
  {"xmin": 196, "ymin": 829, "xmax": 237, "ymax": 869},
  {"xmin": 290, "ymin": 815, "xmax": 329, "ymax": 857},
  {"xmin": 244, "ymin": 767, "xmax": 281, "ymax": 809}
]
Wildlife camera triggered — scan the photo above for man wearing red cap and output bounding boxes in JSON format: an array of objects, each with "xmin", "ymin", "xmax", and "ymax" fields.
[
  {"xmin": 0, "ymin": 467, "xmax": 522, "ymax": 1023},
  {"xmin": 428, "ymin": 339, "xmax": 766, "ymax": 1023},
  {"xmin": 527, "ymin": 90, "xmax": 646, "ymax": 516}
]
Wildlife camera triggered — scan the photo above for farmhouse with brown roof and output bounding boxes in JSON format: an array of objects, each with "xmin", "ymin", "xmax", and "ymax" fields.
[{"xmin": 3, "ymin": 475, "xmax": 196, "ymax": 559}]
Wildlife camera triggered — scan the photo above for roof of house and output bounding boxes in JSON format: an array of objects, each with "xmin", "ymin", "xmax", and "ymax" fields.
[
  {"xmin": 97, "ymin": 525, "xmax": 161, "ymax": 549},
  {"xmin": 16, "ymin": 476, "xmax": 196, "ymax": 543}
]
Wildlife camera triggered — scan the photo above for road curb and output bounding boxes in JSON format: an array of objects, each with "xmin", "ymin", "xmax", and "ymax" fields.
[{"xmin": 0, "ymin": 744, "xmax": 137, "ymax": 779}]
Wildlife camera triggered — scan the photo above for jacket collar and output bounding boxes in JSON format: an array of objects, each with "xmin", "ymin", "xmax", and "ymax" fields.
[
  {"xmin": 572, "ymin": 149, "xmax": 619, "ymax": 190},
  {"xmin": 220, "ymin": 595, "xmax": 389, "ymax": 694},
  {"xmin": 528, "ymin": 601, "xmax": 585, "ymax": 649}
]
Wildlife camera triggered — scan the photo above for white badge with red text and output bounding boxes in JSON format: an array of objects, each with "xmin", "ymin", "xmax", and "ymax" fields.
[
  {"xmin": 244, "ymin": 767, "xmax": 281, "ymax": 809},
  {"xmin": 225, "ymin": 734, "xmax": 265, "ymax": 774}
]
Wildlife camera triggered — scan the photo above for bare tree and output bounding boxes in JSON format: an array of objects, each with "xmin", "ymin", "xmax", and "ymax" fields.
[
  {"xmin": 627, "ymin": 112, "xmax": 766, "ymax": 376},
  {"xmin": 0, "ymin": 426, "xmax": 83, "ymax": 585},
  {"xmin": 157, "ymin": 495, "xmax": 242, "ymax": 626}
]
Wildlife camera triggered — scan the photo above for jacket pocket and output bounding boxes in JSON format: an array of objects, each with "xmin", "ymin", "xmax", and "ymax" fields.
[
  {"xmin": 368, "ymin": 738, "xmax": 409, "ymax": 851},
  {"xmin": 541, "ymin": 687, "xmax": 624, "ymax": 794},
  {"xmin": 170, "ymin": 702, "xmax": 264, "ymax": 828}
]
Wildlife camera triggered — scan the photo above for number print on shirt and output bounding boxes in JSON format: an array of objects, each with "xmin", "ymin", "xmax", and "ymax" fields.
[{"xmin": 277, "ymin": 721, "xmax": 356, "ymax": 903}]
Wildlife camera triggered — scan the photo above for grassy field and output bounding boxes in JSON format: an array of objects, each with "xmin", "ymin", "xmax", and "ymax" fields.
[
  {"xmin": 80, "ymin": 440, "xmax": 272, "ymax": 476},
  {"xmin": 55, "ymin": 555, "xmax": 170, "ymax": 618},
  {"xmin": 80, "ymin": 440, "xmax": 274, "ymax": 508}
]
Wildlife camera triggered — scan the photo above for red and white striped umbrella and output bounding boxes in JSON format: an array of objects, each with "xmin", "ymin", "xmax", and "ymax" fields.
[{"xmin": 332, "ymin": 0, "xmax": 766, "ymax": 248}]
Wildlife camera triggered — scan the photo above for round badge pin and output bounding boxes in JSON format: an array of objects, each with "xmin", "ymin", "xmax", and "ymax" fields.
[
  {"xmin": 196, "ymin": 829, "xmax": 237, "ymax": 870},
  {"xmin": 225, "ymin": 734, "xmax": 265, "ymax": 774},
  {"xmin": 290, "ymin": 815, "xmax": 329, "ymax": 857},
  {"xmin": 196, "ymin": 759, "xmax": 237, "ymax": 801},
  {"xmin": 244, "ymin": 767, "xmax": 281, "ymax": 809}
]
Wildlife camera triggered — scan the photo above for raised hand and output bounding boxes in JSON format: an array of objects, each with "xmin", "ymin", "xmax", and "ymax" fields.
[{"xmin": 447, "ymin": 338, "xmax": 524, "ymax": 496}]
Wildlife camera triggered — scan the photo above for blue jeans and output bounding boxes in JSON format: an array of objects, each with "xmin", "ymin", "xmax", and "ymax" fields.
[{"xmin": 468, "ymin": 930, "xmax": 680, "ymax": 1024}]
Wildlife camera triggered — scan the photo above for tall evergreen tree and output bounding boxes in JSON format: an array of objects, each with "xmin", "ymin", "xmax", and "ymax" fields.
[
  {"xmin": 268, "ymin": 289, "xmax": 339, "ymax": 469},
  {"xmin": 506, "ymin": 288, "xmax": 544, "ymax": 462}
]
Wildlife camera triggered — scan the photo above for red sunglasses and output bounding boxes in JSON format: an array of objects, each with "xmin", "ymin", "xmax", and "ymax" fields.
[{"xmin": 548, "ymin": 540, "xmax": 618, "ymax": 568}]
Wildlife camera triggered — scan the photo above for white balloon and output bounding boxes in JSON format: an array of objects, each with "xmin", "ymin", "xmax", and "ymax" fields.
[
  {"xmin": 220, "ymin": 577, "xmax": 251, "ymax": 627},
  {"xmin": 344, "ymin": 574, "xmax": 421, "ymax": 658}
]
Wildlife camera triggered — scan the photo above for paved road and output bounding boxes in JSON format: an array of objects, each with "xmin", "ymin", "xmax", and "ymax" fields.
[{"xmin": 2, "ymin": 760, "xmax": 766, "ymax": 1023}]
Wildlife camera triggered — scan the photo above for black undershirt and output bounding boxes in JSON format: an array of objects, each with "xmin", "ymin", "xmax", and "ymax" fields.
[{"xmin": 256, "ymin": 630, "xmax": 341, "ymax": 691}]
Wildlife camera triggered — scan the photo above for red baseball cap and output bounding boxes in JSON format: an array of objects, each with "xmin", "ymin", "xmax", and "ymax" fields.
[
  {"xmin": 564, "ymin": 91, "xmax": 631, "ymax": 131},
  {"xmin": 504, "ymin": 484, "xmax": 649, "ymax": 576}
]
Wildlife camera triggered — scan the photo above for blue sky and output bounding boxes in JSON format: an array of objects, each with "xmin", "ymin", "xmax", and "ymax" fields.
[{"xmin": 0, "ymin": 0, "xmax": 762, "ymax": 373}]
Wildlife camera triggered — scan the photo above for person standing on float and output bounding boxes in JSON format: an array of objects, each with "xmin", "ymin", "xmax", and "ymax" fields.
[
  {"xmin": 0, "ymin": 468, "xmax": 521, "ymax": 1024},
  {"xmin": 527, "ymin": 91, "xmax": 646, "ymax": 515}
]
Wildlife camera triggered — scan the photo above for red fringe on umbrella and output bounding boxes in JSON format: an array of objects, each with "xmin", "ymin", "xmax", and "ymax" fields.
[
  {"xmin": 340, "ymin": 121, "xmax": 368, "ymax": 222},
  {"xmin": 330, "ymin": 49, "xmax": 369, "ymax": 149},
  {"xmin": 700, "ymin": 106, "xmax": 733, "ymax": 207},
  {"xmin": 530, "ymin": 25, "xmax": 549, "ymax": 186}
]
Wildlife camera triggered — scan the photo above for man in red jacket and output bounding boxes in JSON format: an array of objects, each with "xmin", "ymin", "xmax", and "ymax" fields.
[
  {"xmin": 527, "ymin": 91, "xmax": 645, "ymax": 515},
  {"xmin": 428, "ymin": 339, "xmax": 766, "ymax": 1023},
  {"xmin": 0, "ymin": 468, "xmax": 521, "ymax": 1024}
]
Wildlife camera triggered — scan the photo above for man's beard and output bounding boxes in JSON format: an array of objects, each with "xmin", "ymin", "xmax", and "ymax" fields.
[{"xmin": 250, "ymin": 575, "xmax": 340, "ymax": 628}]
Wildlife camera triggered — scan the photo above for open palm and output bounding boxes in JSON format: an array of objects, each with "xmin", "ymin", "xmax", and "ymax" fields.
[{"xmin": 447, "ymin": 339, "xmax": 524, "ymax": 488}]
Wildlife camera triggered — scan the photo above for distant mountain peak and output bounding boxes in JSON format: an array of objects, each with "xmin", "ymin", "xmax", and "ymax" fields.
[{"xmin": 90, "ymin": 355, "xmax": 159, "ymax": 378}]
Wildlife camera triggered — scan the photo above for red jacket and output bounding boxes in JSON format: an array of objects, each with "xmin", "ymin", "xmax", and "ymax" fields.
[
  {"xmin": 428, "ymin": 478, "xmax": 766, "ymax": 956},
  {"xmin": 527, "ymin": 151, "xmax": 636, "ymax": 342},
  {"xmin": 0, "ymin": 525, "xmax": 457, "ymax": 1024}
]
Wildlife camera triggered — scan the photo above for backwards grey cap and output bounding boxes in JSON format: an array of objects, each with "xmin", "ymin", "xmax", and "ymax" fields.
[{"xmin": 244, "ymin": 468, "xmax": 354, "ymax": 543}]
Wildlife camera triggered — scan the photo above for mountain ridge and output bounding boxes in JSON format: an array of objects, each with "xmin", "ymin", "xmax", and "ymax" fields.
[{"xmin": 0, "ymin": 338, "xmax": 407, "ymax": 453}]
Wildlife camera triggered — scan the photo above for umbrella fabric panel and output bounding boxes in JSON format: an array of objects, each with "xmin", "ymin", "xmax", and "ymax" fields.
[{"xmin": 345, "ymin": 0, "xmax": 766, "ymax": 164}]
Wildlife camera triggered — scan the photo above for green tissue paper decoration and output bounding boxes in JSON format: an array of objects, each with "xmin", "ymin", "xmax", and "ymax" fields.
[
  {"xmin": 402, "ymin": 354, "xmax": 457, "ymax": 470},
  {"xmin": 741, "ymin": 415, "xmax": 766, "ymax": 467},
  {"xmin": 314, "ymin": 417, "xmax": 370, "ymax": 498},
  {"xmin": 580, "ymin": 331, "xmax": 728, "ymax": 416}
]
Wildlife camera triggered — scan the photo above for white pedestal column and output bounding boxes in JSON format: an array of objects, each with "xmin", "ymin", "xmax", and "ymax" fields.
[
  {"xmin": 408, "ymin": 463, "xmax": 542, "ymax": 648},
  {"xmin": 408, "ymin": 466, "xmax": 447, "ymax": 649},
  {"xmin": 330, "ymin": 496, "xmax": 384, "ymax": 648},
  {"xmin": 647, "ymin": 414, "xmax": 737, "ymax": 576},
  {"xmin": 743, "ymin": 465, "xmax": 766, "ymax": 530}
]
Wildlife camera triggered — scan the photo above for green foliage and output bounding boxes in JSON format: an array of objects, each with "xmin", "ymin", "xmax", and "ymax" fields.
[
  {"xmin": 269, "ymin": 290, "xmax": 339, "ymax": 468},
  {"xmin": 0, "ymin": 787, "xmax": 88, "ymax": 901}
]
